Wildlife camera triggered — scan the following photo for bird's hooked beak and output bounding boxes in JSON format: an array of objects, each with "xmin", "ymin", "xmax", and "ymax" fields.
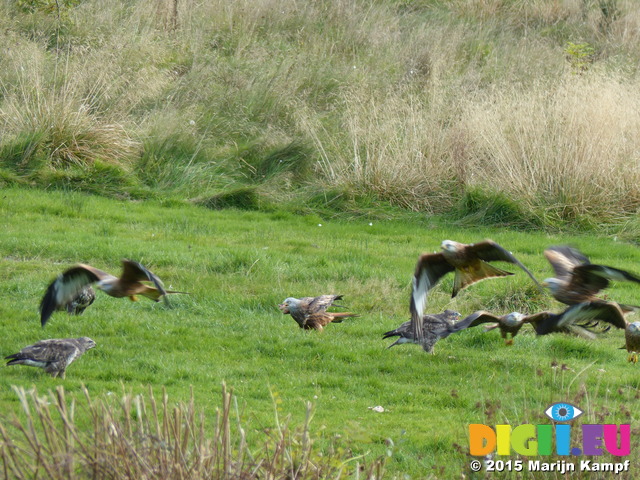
[
  {"xmin": 441, "ymin": 240, "xmax": 459, "ymax": 252},
  {"xmin": 278, "ymin": 303, "xmax": 290, "ymax": 314}
]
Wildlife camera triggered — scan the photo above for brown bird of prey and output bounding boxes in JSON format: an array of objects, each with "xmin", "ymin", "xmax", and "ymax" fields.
[
  {"xmin": 278, "ymin": 295, "xmax": 358, "ymax": 331},
  {"xmin": 383, "ymin": 309, "xmax": 461, "ymax": 353},
  {"xmin": 410, "ymin": 239, "xmax": 541, "ymax": 342},
  {"xmin": 532, "ymin": 300, "xmax": 640, "ymax": 363},
  {"xmin": 438, "ymin": 310, "xmax": 534, "ymax": 346},
  {"xmin": 624, "ymin": 322, "xmax": 640, "ymax": 363},
  {"xmin": 62, "ymin": 286, "xmax": 96, "ymax": 315},
  {"xmin": 5, "ymin": 337, "xmax": 96, "ymax": 378},
  {"xmin": 40, "ymin": 260, "xmax": 186, "ymax": 327},
  {"xmin": 543, "ymin": 245, "xmax": 640, "ymax": 308},
  {"xmin": 527, "ymin": 301, "xmax": 627, "ymax": 340}
]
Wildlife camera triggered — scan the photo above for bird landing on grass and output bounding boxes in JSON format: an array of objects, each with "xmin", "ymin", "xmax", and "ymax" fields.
[
  {"xmin": 436, "ymin": 311, "xmax": 533, "ymax": 346},
  {"xmin": 383, "ymin": 309, "xmax": 461, "ymax": 353},
  {"xmin": 278, "ymin": 295, "xmax": 358, "ymax": 331}
]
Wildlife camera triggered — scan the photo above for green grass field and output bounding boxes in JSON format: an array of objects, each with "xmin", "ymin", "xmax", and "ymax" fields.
[{"xmin": 1, "ymin": 187, "xmax": 639, "ymax": 478}]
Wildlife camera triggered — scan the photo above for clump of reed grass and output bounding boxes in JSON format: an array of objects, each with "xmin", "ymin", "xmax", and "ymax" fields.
[
  {"xmin": 4, "ymin": 0, "xmax": 640, "ymax": 233},
  {"xmin": 0, "ymin": 58, "xmax": 138, "ymax": 172},
  {"xmin": 456, "ymin": 73, "xmax": 640, "ymax": 226},
  {"xmin": 0, "ymin": 384, "xmax": 386, "ymax": 479}
]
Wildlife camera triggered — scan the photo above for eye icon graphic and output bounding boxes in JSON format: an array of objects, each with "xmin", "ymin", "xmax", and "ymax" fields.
[{"xmin": 544, "ymin": 403, "xmax": 583, "ymax": 422}]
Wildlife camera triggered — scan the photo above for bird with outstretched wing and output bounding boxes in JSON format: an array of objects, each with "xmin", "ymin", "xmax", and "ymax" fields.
[
  {"xmin": 543, "ymin": 245, "xmax": 640, "ymax": 310},
  {"xmin": 40, "ymin": 259, "xmax": 187, "ymax": 326},
  {"xmin": 383, "ymin": 309, "xmax": 461, "ymax": 353},
  {"xmin": 278, "ymin": 295, "xmax": 358, "ymax": 331},
  {"xmin": 437, "ymin": 310, "xmax": 533, "ymax": 346},
  {"xmin": 410, "ymin": 239, "xmax": 541, "ymax": 343}
]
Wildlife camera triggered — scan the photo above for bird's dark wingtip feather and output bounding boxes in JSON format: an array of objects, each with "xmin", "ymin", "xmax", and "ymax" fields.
[{"xmin": 39, "ymin": 283, "xmax": 57, "ymax": 327}]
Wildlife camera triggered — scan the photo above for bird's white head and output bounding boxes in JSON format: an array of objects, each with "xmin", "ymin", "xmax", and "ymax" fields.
[
  {"xmin": 504, "ymin": 312, "xmax": 525, "ymax": 326},
  {"xmin": 441, "ymin": 240, "xmax": 460, "ymax": 253},
  {"xmin": 96, "ymin": 277, "xmax": 117, "ymax": 293},
  {"xmin": 443, "ymin": 310, "xmax": 462, "ymax": 322},
  {"xmin": 278, "ymin": 297, "xmax": 299, "ymax": 314},
  {"xmin": 542, "ymin": 278, "xmax": 563, "ymax": 293},
  {"xmin": 628, "ymin": 322, "xmax": 640, "ymax": 334},
  {"xmin": 78, "ymin": 337, "xmax": 97, "ymax": 350}
]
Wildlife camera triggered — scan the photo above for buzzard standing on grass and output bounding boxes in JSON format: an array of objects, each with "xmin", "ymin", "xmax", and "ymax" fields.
[
  {"xmin": 438, "ymin": 311, "xmax": 534, "ymax": 346},
  {"xmin": 40, "ymin": 259, "xmax": 188, "ymax": 327},
  {"xmin": 543, "ymin": 245, "xmax": 640, "ymax": 308},
  {"xmin": 278, "ymin": 295, "xmax": 358, "ymax": 331},
  {"xmin": 5, "ymin": 337, "xmax": 96, "ymax": 378},
  {"xmin": 383, "ymin": 309, "xmax": 461, "ymax": 353},
  {"xmin": 410, "ymin": 239, "xmax": 541, "ymax": 342}
]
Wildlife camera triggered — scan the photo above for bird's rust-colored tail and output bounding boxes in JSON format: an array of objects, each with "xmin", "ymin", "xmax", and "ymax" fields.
[
  {"xmin": 139, "ymin": 287, "xmax": 190, "ymax": 302},
  {"xmin": 328, "ymin": 312, "xmax": 359, "ymax": 323}
]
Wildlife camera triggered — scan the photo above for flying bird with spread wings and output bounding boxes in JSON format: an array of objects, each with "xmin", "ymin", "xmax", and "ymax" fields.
[
  {"xmin": 543, "ymin": 245, "xmax": 640, "ymax": 308},
  {"xmin": 527, "ymin": 301, "xmax": 627, "ymax": 340},
  {"xmin": 40, "ymin": 259, "xmax": 187, "ymax": 326},
  {"xmin": 438, "ymin": 310, "xmax": 534, "ymax": 346},
  {"xmin": 278, "ymin": 295, "xmax": 358, "ymax": 331},
  {"xmin": 529, "ymin": 300, "xmax": 640, "ymax": 364},
  {"xmin": 410, "ymin": 239, "xmax": 541, "ymax": 342},
  {"xmin": 383, "ymin": 309, "xmax": 461, "ymax": 353},
  {"xmin": 5, "ymin": 337, "xmax": 96, "ymax": 378}
]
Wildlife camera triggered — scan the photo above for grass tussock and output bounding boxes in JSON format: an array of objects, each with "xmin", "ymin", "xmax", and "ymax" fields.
[
  {"xmin": 3, "ymin": 0, "xmax": 640, "ymax": 233},
  {"xmin": 0, "ymin": 55, "xmax": 139, "ymax": 172},
  {"xmin": 456, "ymin": 74, "xmax": 640, "ymax": 225},
  {"xmin": 0, "ymin": 384, "xmax": 386, "ymax": 480}
]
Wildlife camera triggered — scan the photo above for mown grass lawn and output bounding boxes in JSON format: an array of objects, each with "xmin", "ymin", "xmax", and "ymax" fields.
[{"xmin": 1, "ymin": 187, "xmax": 640, "ymax": 478}]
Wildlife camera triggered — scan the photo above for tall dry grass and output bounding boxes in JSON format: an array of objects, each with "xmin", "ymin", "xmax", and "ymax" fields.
[
  {"xmin": 457, "ymin": 73, "xmax": 640, "ymax": 223},
  {"xmin": 2, "ymin": 0, "xmax": 640, "ymax": 228},
  {"xmin": 0, "ymin": 384, "xmax": 386, "ymax": 479}
]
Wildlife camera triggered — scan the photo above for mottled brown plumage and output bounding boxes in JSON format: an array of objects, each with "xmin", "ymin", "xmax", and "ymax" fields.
[
  {"xmin": 543, "ymin": 245, "xmax": 640, "ymax": 307},
  {"xmin": 441, "ymin": 311, "xmax": 533, "ymax": 345},
  {"xmin": 63, "ymin": 286, "xmax": 96, "ymax": 315},
  {"xmin": 529, "ymin": 300, "xmax": 640, "ymax": 363},
  {"xmin": 383, "ymin": 310, "xmax": 461, "ymax": 353},
  {"xmin": 40, "ymin": 260, "xmax": 187, "ymax": 326},
  {"xmin": 410, "ymin": 239, "xmax": 540, "ymax": 343},
  {"xmin": 278, "ymin": 295, "xmax": 358, "ymax": 331},
  {"xmin": 527, "ymin": 301, "xmax": 627, "ymax": 340},
  {"xmin": 5, "ymin": 337, "xmax": 96, "ymax": 378}
]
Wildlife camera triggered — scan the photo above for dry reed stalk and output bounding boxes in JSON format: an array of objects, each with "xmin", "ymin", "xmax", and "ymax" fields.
[{"xmin": 0, "ymin": 384, "xmax": 385, "ymax": 479}]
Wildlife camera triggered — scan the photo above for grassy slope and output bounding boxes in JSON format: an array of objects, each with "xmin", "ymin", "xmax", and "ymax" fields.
[
  {"xmin": 1, "ymin": 187, "xmax": 640, "ymax": 478},
  {"xmin": 3, "ymin": 1, "xmax": 640, "ymax": 235}
]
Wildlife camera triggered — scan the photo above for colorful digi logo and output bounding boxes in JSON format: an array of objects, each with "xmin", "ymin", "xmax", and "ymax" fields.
[{"xmin": 469, "ymin": 402, "xmax": 630, "ymax": 457}]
